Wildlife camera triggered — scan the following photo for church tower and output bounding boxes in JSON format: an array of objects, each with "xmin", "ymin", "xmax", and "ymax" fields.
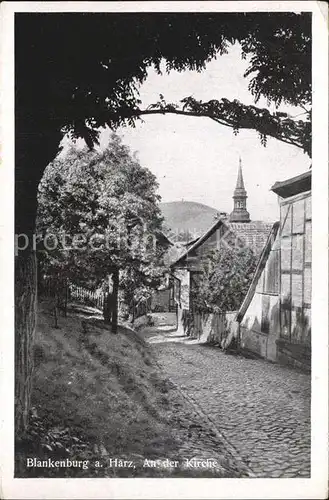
[{"xmin": 229, "ymin": 158, "xmax": 251, "ymax": 223}]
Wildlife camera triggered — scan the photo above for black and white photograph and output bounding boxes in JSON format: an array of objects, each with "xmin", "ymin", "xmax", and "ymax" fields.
[{"xmin": 0, "ymin": 1, "xmax": 328, "ymax": 499}]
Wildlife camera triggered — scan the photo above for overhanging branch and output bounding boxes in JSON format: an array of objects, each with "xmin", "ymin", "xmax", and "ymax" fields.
[{"xmin": 106, "ymin": 97, "xmax": 311, "ymax": 157}]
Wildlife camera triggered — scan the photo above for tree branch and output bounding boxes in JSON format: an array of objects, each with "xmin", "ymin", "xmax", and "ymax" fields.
[{"xmin": 106, "ymin": 97, "xmax": 311, "ymax": 157}]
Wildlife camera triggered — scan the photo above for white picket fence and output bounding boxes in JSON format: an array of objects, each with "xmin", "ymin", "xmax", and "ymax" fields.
[{"xmin": 69, "ymin": 284, "xmax": 105, "ymax": 310}]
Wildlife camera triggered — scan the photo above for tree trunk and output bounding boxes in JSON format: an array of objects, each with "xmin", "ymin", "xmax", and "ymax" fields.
[
  {"xmin": 15, "ymin": 165, "xmax": 39, "ymax": 437},
  {"xmin": 15, "ymin": 120, "xmax": 62, "ymax": 436},
  {"xmin": 103, "ymin": 292, "xmax": 111, "ymax": 323},
  {"xmin": 103, "ymin": 274, "xmax": 113, "ymax": 323},
  {"xmin": 15, "ymin": 246, "xmax": 37, "ymax": 434},
  {"xmin": 111, "ymin": 268, "xmax": 119, "ymax": 334}
]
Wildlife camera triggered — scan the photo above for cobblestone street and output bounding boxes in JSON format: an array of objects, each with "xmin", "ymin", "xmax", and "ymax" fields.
[{"xmin": 140, "ymin": 313, "xmax": 311, "ymax": 478}]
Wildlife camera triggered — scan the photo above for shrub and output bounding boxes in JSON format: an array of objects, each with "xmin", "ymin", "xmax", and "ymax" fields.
[{"xmin": 191, "ymin": 246, "xmax": 257, "ymax": 313}]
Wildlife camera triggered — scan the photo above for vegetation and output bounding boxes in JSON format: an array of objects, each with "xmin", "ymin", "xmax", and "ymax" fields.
[
  {"xmin": 16, "ymin": 302, "xmax": 178, "ymax": 477},
  {"xmin": 17, "ymin": 13, "xmax": 311, "ymax": 156},
  {"xmin": 140, "ymin": 95, "xmax": 311, "ymax": 156},
  {"xmin": 37, "ymin": 134, "xmax": 167, "ymax": 327},
  {"xmin": 16, "ymin": 12, "xmax": 312, "ymax": 239},
  {"xmin": 15, "ymin": 12, "xmax": 311, "ymax": 434},
  {"xmin": 165, "ymin": 228, "xmax": 195, "ymax": 244},
  {"xmin": 191, "ymin": 247, "xmax": 257, "ymax": 313},
  {"xmin": 16, "ymin": 302, "xmax": 237, "ymax": 478}
]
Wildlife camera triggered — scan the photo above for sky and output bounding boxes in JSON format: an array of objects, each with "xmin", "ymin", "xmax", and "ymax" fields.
[{"xmin": 88, "ymin": 43, "xmax": 310, "ymax": 223}]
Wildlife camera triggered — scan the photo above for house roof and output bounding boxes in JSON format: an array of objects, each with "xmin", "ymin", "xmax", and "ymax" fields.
[
  {"xmin": 170, "ymin": 217, "xmax": 225, "ymax": 267},
  {"xmin": 271, "ymin": 170, "xmax": 311, "ymax": 198},
  {"xmin": 184, "ymin": 237, "xmax": 200, "ymax": 248},
  {"xmin": 226, "ymin": 221, "xmax": 273, "ymax": 254},
  {"xmin": 236, "ymin": 221, "xmax": 280, "ymax": 322},
  {"xmin": 170, "ymin": 217, "xmax": 273, "ymax": 268},
  {"xmin": 155, "ymin": 230, "xmax": 173, "ymax": 247}
]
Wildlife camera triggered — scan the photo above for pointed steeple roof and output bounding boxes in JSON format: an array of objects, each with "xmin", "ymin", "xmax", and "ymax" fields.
[
  {"xmin": 236, "ymin": 157, "xmax": 245, "ymax": 190},
  {"xmin": 234, "ymin": 157, "xmax": 247, "ymax": 197},
  {"xmin": 230, "ymin": 157, "xmax": 250, "ymax": 223}
]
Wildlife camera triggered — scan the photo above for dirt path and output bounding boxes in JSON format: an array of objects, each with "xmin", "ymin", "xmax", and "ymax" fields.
[{"xmin": 140, "ymin": 313, "xmax": 311, "ymax": 478}]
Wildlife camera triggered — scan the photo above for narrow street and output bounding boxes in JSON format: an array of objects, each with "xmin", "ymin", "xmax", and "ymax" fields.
[{"xmin": 140, "ymin": 313, "xmax": 311, "ymax": 478}]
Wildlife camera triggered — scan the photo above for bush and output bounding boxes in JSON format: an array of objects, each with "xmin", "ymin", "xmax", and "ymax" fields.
[{"xmin": 191, "ymin": 246, "xmax": 257, "ymax": 313}]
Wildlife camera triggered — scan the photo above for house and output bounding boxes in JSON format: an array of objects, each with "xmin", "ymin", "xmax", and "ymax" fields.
[
  {"xmin": 237, "ymin": 170, "xmax": 311, "ymax": 371},
  {"xmin": 236, "ymin": 222, "xmax": 280, "ymax": 361},
  {"xmin": 126, "ymin": 230, "xmax": 174, "ymax": 319},
  {"xmin": 170, "ymin": 159, "xmax": 273, "ymax": 333}
]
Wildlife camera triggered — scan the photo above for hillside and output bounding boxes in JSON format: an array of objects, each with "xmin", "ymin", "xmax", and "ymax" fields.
[
  {"xmin": 16, "ymin": 301, "xmax": 176, "ymax": 477},
  {"xmin": 160, "ymin": 201, "xmax": 220, "ymax": 240},
  {"xmin": 16, "ymin": 301, "xmax": 233, "ymax": 478}
]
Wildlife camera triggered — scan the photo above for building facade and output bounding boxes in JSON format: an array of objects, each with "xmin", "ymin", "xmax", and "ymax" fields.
[
  {"xmin": 237, "ymin": 223, "xmax": 280, "ymax": 362},
  {"xmin": 237, "ymin": 170, "xmax": 311, "ymax": 371}
]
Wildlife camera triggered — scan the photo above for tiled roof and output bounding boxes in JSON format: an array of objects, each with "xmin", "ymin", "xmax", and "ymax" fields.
[
  {"xmin": 226, "ymin": 221, "xmax": 274, "ymax": 256},
  {"xmin": 171, "ymin": 218, "xmax": 273, "ymax": 267}
]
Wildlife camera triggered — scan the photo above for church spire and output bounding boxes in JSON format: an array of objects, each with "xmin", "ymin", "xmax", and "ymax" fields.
[
  {"xmin": 236, "ymin": 157, "xmax": 245, "ymax": 190},
  {"xmin": 229, "ymin": 157, "xmax": 250, "ymax": 223}
]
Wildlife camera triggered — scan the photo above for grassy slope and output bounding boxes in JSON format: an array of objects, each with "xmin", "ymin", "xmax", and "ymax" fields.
[{"xmin": 16, "ymin": 301, "xmax": 178, "ymax": 477}]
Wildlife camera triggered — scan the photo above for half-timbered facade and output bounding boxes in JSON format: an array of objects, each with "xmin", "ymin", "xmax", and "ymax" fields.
[{"xmin": 237, "ymin": 170, "xmax": 311, "ymax": 370}]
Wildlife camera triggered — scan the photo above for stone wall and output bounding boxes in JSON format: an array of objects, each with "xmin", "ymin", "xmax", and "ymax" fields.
[
  {"xmin": 185, "ymin": 311, "xmax": 239, "ymax": 348},
  {"xmin": 276, "ymin": 339, "xmax": 311, "ymax": 372}
]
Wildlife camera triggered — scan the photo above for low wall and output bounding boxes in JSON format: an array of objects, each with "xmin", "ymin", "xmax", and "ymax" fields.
[
  {"xmin": 276, "ymin": 339, "xmax": 311, "ymax": 372},
  {"xmin": 182, "ymin": 311, "xmax": 239, "ymax": 348},
  {"xmin": 239, "ymin": 292, "xmax": 280, "ymax": 362},
  {"xmin": 239, "ymin": 327, "xmax": 268, "ymax": 359}
]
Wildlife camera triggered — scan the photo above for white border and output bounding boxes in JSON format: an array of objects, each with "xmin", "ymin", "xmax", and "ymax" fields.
[
  {"xmin": 0, "ymin": 1, "xmax": 320, "ymax": 13},
  {"xmin": 0, "ymin": 2, "xmax": 328, "ymax": 499}
]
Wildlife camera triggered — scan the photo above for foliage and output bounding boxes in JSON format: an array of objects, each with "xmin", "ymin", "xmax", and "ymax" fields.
[
  {"xmin": 119, "ymin": 261, "xmax": 166, "ymax": 317},
  {"xmin": 37, "ymin": 134, "xmax": 167, "ymax": 309},
  {"xmin": 139, "ymin": 96, "xmax": 311, "ymax": 156},
  {"xmin": 164, "ymin": 226, "xmax": 195, "ymax": 244},
  {"xmin": 191, "ymin": 246, "xmax": 257, "ymax": 313},
  {"xmin": 15, "ymin": 12, "xmax": 312, "ymax": 436},
  {"xmin": 16, "ymin": 12, "xmax": 311, "ymax": 151},
  {"xmin": 15, "ymin": 406, "xmax": 95, "ymax": 478}
]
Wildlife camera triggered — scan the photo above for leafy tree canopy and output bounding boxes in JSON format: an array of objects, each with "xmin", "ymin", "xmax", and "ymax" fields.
[
  {"xmin": 191, "ymin": 246, "xmax": 258, "ymax": 313},
  {"xmin": 14, "ymin": 12, "xmax": 311, "ymax": 435},
  {"xmin": 16, "ymin": 12, "xmax": 311, "ymax": 153},
  {"xmin": 37, "ymin": 134, "xmax": 167, "ymax": 308}
]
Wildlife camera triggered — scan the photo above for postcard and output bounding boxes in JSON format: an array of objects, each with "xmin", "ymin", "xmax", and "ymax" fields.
[{"xmin": 0, "ymin": 1, "xmax": 328, "ymax": 499}]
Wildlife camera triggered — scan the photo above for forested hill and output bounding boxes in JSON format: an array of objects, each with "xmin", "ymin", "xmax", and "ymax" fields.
[{"xmin": 160, "ymin": 201, "xmax": 220, "ymax": 241}]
